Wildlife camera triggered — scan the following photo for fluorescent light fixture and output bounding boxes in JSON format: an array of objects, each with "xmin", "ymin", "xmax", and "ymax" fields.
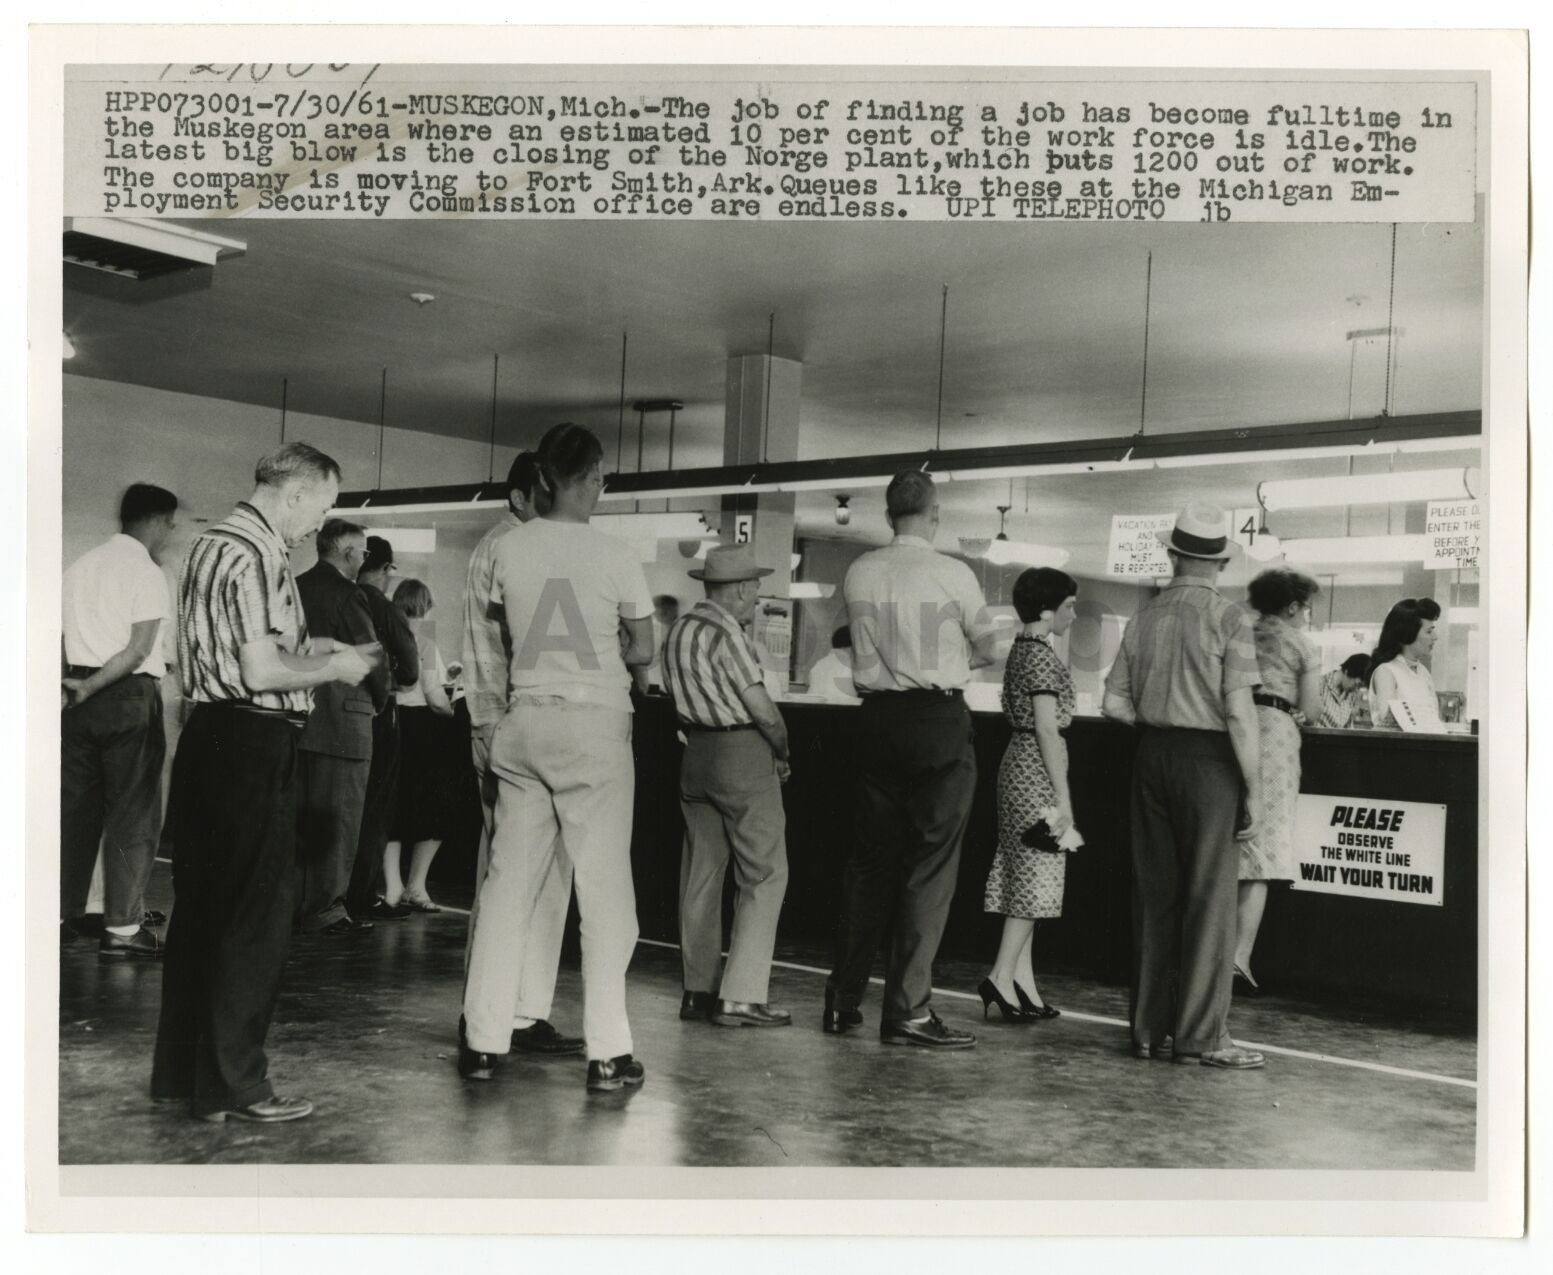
[
  {"xmin": 591, "ymin": 512, "xmax": 711, "ymax": 540},
  {"xmin": 1306, "ymin": 569, "xmax": 1406, "ymax": 587},
  {"xmin": 983, "ymin": 540, "xmax": 1071, "ymax": 568},
  {"xmin": 375, "ymin": 527, "xmax": 437, "ymax": 555},
  {"xmin": 605, "ymin": 483, "xmax": 733, "ymax": 501},
  {"xmin": 786, "ymin": 582, "xmax": 835, "ymax": 600},
  {"xmin": 944, "ymin": 460, "xmax": 1144, "ymax": 481},
  {"xmin": 778, "ymin": 474, "xmax": 894, "ymax": 492},
  {"xmin": 1151, "ymin": 444, "xmax": 1376, "ymax": 469},
  {"xmin": 1259, "ymin": 468, "xmax": 1478, "ymax": 511},
  {"xmin": 347, "ymin": 499, "xmax": 506, "ymax": 517},
  {"xmin": 1392, "ymin": 435, "xmax": 1481, "ymax": 454},
  {"xmin": 65, "ymin": 217, "xmax": 247, "ymax": 268},
  {"xmin": 1446, "ymin": 607, "xmax": 1480, "ymax": 625},
  {"xmin": 1282, "ymin": 534, "xmax": 1429, "ymax": 565}
]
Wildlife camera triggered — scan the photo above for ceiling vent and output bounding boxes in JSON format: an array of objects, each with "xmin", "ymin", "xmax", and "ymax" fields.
[{"xmin": 63, "ymin": 218, "xmax": 247, "ymax": 280}]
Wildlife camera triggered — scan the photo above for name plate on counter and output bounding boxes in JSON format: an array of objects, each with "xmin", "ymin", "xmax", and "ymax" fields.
[{"xmin": 1290, "ymin": 795, "xmax": 1447, "ymax": 906}]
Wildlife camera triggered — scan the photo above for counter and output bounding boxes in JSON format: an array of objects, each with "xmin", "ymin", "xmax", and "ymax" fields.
[{"xmin": 621, "ymin": 696, "xmax": 1480, "ymax": 1012}]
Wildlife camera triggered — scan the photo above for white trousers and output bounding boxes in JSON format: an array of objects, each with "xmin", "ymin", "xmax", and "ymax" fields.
[{"xmin": 463, "ymin": 705, "xmax": 639, "ymax": 1060}]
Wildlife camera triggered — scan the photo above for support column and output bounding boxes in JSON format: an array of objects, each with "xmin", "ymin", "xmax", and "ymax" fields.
[{"xmin": 723, "ymin": 355, "xmax": 801, "ymax": 691}]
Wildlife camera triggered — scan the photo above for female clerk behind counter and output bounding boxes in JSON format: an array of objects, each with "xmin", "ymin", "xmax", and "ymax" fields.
[{"xmin": 1368, "ymin": 598, "xmax": 1440, "ymax": 729}]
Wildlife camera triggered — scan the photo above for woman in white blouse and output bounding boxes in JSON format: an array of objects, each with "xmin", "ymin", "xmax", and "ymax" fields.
[{"xmin": 1368, "ymin": 599, "xmax": 1440, "ymax": 729}]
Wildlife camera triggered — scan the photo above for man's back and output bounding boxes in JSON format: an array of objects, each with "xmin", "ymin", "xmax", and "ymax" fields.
[
  {"xmin": 1109, "ymin": 579, "xmax": 1258, "ymax": 732},
  {"xmin": 844, "ymin": 536, "xmax": 989, "ymax": 694},
  {"xmin": 462, "ymin": 514, "xmax": 521, "ymax": 729}
]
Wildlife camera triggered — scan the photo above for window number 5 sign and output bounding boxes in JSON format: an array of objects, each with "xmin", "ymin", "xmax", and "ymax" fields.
[{"xmin": 734, "ymin": 515, "xmax": 754, "ymax": 545}]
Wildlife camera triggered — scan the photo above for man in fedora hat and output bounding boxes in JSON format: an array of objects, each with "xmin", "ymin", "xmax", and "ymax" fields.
[
  {"xmin": 1103, "ymin": 501, "xmax": 1266, "ymax": 1070},
  {"xmin": 662, "ymin": 544, "xmax": 793, "ymax": 1027}
]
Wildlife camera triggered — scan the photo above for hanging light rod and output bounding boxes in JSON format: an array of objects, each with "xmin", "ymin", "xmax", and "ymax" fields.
[{"xmin": 334, "ymin": 410, "xmax": 1478, "ymax": 512}]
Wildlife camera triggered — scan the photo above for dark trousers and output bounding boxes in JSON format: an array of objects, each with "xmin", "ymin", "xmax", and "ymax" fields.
[
  {"xmin": 1128, "ymin": 728, "xmax": 1241, "ymax": 1056},
  {"xmin": 295, "ymin": 749, "xmax": 371, "ymax": 931},
  {"xmin": 151, "ymin": 704, "xmax": 300, "ymax": 1115},
  {"xmin": 827, "ymin": 694, "xmax": 977, "ymax": 1020},
  {"xmin": 60, "ymin": 675, "xmax": 166, "ymax": 928},
  {"xmin": 346, "ymin": 707, "xmax": 400, "ymax": 916}
]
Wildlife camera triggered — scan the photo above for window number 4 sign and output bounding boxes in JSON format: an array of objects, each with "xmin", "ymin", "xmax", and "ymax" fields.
[{"xmin": 1232, "ymin": 507, "xmax": 1263, "ymax": 551}]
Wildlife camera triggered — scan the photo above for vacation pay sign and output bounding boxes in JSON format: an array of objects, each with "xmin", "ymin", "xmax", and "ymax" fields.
[{"xmin": 1290, "ymin": 795, "xmax": 1447, "ymax": 906}]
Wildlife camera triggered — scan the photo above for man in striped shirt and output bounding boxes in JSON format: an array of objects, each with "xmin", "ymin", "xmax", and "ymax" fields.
[
  {"xmin": 151, "ymin": 442, "xmax": 377, "ymax": 1124},
  {"xmin": 662, "ymin": 544, "xmax": 792, "ymax": 1028}
]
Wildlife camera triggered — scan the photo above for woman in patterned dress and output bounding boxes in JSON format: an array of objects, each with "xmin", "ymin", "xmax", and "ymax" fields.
[
  {"xmin": 979, "ymin": 567, "xmax": 1079, "ymax": 1021},
  {"xmin": 1235, "ymin": 568, "xmax": 1324, "ymax": 992}
]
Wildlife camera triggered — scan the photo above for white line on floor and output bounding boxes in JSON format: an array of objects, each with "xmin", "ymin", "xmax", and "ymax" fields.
[
  {"xmin": 146, "ymin": 865, "xmax": 1476, "ymax": 1091},
  {"xmin": 634, "ymin": 937, "xmax": 1478, "ymax": 1091}
]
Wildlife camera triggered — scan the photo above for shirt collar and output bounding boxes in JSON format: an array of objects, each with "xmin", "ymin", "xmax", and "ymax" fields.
[
  {"xmin": 695, "ymin": 598, "xmax": 744, "ymax": 627},
  {"xmin": 501, "ymin": 510, "xmax": 523, "ymax": 531},
  {"xmin": 109, "ymin": 532, "xmax": 151, "ymax": 560},
  {"xmin": 233, "ymin": 501, "xmax": 286, "ymax": 553},
  {"xmin": 1163, "ymin": 576, "xmax": 1221, "ymax": 595},
  {"xmin": 890, "ymin": 534, "xmax": 935, "ymax": 549}
]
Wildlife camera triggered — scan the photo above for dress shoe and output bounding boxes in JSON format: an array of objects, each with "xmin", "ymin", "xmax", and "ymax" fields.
[
  {"xmin": 363, "ymin": 899, "xmax": 413, "ymax": 921},
  {"xmin": 586, "ymin": 1054, "xmax": 646, "ymax": 1092},
  {"xmin": 510, "ymin": 1020, "xmax": 585, "ymax": 1055},
  {"xmin": 680, "ymin": 990, "xmax": 716, "ymax": 1021},
  {"xmin": 823, "ymin": 988, "xmax": 863, "ymax": 1035},
  {"xmin": 142, "ymin": 909, "xmax": 167, "ymax": 927},
  {"xmin": 1132, "ymin": 1038, "xmax": 1175, "ymax": 1060},
  {"xmin": 711, "ymin": 1000, "xmax": 792, "ymax": 1028},
  {"xmin": 1232, "ymin": 965, "xmax": 1263, "ymax": 998},
  {"xmin": 880, "ymin": 1011, "xmax": 977, "ymax": 1050},
  {"xmin": 198, "ymin": 1095, "xmax": 314, "ymax": 1123},
  {"xmin": 977, "ymin": 978, "xmax": 1028, "ymax": 1021},
  {"xmin": 458, "ymin": 1042, "xmax": 499, "ymax": 1080},
  {"xmin": 1175, "ymin": 1046, "xmax": 1266, "ymax": 1070},
  {"xmin": 320, "ymin": 916, "xmax": 374, "ymax": 936},
  {"xmin": 1013, "ymin": 983, "xmax": 1061, "ymax": 1019},
  {"xmin": 98, "ymin": 926, "xmax": 164, "ymax": 960}
]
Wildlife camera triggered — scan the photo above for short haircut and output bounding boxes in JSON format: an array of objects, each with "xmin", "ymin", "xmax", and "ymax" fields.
[
  {"xmin": 119, "ymin": 483, "xmax": 177, "ymax": 527},
  {"xmin": 361, "ymin": 535, "xmax": 395, "ymax": 575},
  {"xmin": 831, "ymin": 624, "xmax": 852, "ymax": 651},
  {"xmin": 255, "ymin": 441, "xmax": 342, "ymax": 489},
  {"xmin": 536, "ymin": 422, "xmax": 605, "ymax": 494},
  {"xmin": 316, "ymin": 518, "xmax": 366, "ymax": 558},
  {"xmin": 1340, "ymin": 653, "xmax": 1371, "ymax": 679},
  {"xmin": 392, "ymin": 577, "xmax": 434, "ymax": 618},
  {"xmin": 506, "ymin": 451, "xmax": 543, "ymax": 502},
  {"xmin": 1012, "ymin": 567, "xmax": 1079, "ymax": 624},
  {"xmin": 1247, "ymin": 567, "xmax": 1321, "ymax": 616},
  {"xmin": 885, "ymin": 469, "xmax": 935, "ymax": 521}
]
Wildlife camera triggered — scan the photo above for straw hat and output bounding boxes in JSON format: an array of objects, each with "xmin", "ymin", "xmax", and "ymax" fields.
[
  {"xmin": 1156, "ymin": 502, "xmax": 1242, "ymax": 560},
  {"xmin": 688, "ymin": 543, "xmax": 775, "ymax": 583}
]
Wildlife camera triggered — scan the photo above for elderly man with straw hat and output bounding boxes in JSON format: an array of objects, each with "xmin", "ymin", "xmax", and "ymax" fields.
[
  {"xmin": 661, "ymin": 543, "xmax": 793, "ymax": 1028},
  {"xmin": 1102, "ymin": 502, "xmax": 1266, "ymax": 1071}
]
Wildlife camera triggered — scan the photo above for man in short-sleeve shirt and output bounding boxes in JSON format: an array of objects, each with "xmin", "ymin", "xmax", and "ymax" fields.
[
  {"xmin": 1103, "ymin": 502, "xmax": 1265, "ymax": 1070},
  {"xmin": 825, "ymin": 470, "xmax": 999, "ymax": 1049},
  {"xmin": 151, "ymin": 443, "xmax": 375, "ymax": 1123},
  {"xmin": 662, "ymin": 545, "xmax": 792, "ymax": 1027},
  {"xmin": 60, "ymin": 483, "xmax": 179, "ymax": 957}
]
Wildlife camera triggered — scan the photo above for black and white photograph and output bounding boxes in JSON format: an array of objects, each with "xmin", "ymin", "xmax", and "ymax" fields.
[{"xmin": 23, "ymin": 25, "xmax": 1530, "ymax": 1239}]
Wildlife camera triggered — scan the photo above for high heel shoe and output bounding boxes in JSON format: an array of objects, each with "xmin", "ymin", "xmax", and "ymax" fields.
[
  {"xmin": 976, "ymin": 979, "xmax": 1028, "ymax": 1021},
  {"xmin": 1013, "ymin": 983, "xmax": 1061, "ymax": 1020}
]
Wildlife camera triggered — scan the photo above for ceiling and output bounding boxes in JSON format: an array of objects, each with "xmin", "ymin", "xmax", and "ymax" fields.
[{"xmin": 62, "ymin": 212, "xmax": 1484, "ymax": 576}]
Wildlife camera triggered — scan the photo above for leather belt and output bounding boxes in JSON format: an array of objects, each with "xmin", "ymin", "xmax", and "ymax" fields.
[
  {"xmin": 209, "ymin": 701, "xmax": 309, "ymax": 728},
  {"xmin": 65, "ymin": 665, "xmax": 158, "ymax": 682},
  {"xmin": 1253, "ymin": 691, "xmax": 1296, "ymax": 715},
  {"xmin": 681, "ymin": 721, "xmax": 758, "ymax": 733},
  {"xmin": 859, "ymin": 687, "xmax": 964, "ymax": 702}
]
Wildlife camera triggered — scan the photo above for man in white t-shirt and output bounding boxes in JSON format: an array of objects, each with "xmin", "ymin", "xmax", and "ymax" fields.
[
  {"xmin": 61, "ymin": 483, "xmax": 179, "ymax": 959},
  {"xmin": 460, "ymin": 423, "xmax": 656, "ymax": 1094}
]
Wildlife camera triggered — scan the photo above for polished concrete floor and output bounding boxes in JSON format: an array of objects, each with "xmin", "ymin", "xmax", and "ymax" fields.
[{"xmin": 58, "ymin": 866, "xmax": 1477, "ymax": 1168}]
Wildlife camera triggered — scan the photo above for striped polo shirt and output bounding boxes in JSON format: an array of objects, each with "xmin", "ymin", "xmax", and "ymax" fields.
[
  {"xmin": 662, "ymin": 599, "xmax": 765, "ymax": 728},
  {"xmin": 176, "ymin": 501, "xmax": 311, "ymax": 713}
]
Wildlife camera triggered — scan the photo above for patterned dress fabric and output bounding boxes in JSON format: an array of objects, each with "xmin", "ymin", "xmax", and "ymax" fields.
[
  {"xmin": 1241, "ymin": 613, "xmax": 1318, "ymax": 882},
  {"xmin": 985, "ymin": 635, "xmax": 1076, "ymax": 919}
]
